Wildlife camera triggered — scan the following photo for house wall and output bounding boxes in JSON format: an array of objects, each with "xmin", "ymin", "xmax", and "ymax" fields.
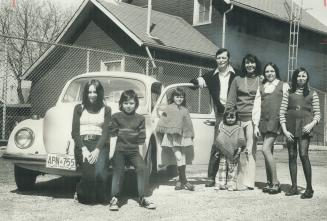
[
  {"xmin": 132, "ymin": 0, "xmax": 194, "ymax": 24},
  {"xmin": 130, "ymin": 1, "xmax": 327, "ymax": 91},
  {"xmin": 29, "ymin": 8, "xmax": 149, "ymax": 116},
  {"xmin": 28, "ymin": 7, "xmax": 213, "ymax": 116}
]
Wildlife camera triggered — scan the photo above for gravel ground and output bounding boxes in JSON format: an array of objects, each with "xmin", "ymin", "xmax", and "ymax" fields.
[{"xmin": 1, "ymin": 149, "xmax": 327, "ymax": 221}]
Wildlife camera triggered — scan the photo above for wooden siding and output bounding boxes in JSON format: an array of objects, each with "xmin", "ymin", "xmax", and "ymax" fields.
[{"xmin": 131, "ymin": 0, "xmax": 194, "ymax": 24}]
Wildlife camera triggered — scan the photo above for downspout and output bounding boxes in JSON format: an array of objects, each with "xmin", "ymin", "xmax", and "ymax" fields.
[
  {"xmin": 145, "ymin": 0, "xmax": 157, "ymax": 69},
  {"xmin": 145, "ymin": 46, "xmax": 156, "ymax": 69},
  {"xmin": 222, "ymin": 2, "xmax": 234, "ymax": 48}
]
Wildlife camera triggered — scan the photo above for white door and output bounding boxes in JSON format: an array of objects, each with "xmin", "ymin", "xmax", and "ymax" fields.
[{"xmin": 153, "ymin": 83, "xmax": 215, "ymax": 165}]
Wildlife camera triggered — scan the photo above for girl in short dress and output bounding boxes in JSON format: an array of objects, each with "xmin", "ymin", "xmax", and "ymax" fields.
[
  {"xmin": 156, "ymin": 87, "xmax": 195, "ymax": 191},
  {"xmin": 280, "ymin": 67, "xmax": 320, "ymax": 199},
  {"xmin": 253, "ymin": 63, "xmax": 289, "ymax": 194}
]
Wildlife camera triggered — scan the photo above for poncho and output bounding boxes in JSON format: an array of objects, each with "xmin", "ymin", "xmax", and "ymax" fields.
[{"xmin": 156, "ymin": 103, "xmax": 194, "ymax": 138}]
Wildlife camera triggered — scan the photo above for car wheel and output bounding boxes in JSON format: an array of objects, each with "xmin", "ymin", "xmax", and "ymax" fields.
[{"xmin": 14, "ymin": 165, "xmax": 38, "ymax": 191}]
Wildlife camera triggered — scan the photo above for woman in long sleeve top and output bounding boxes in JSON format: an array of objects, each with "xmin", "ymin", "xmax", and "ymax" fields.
[
  {"xmin": 71, "ymin": 79, "xmax": 111, "ymax": 204},
  {"xmin": 279, "ymin": 67, "xmax": 320, "ymax": 199},
  {"xmin": 252, "ymin": 63, "xmax": 289, "ymax": 194},
  {"xmin": 226, "ymin": 53, "xmax": 261, "ymax": 190}
]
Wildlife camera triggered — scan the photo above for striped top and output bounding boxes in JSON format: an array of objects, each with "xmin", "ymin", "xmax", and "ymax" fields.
[
  {"xmin": 279, "ymin": 89, "xmax": 321, "ymax": 124},
  {"xmin": 109, "ymin": 111, "xmax": 146, "ymax": 151}
]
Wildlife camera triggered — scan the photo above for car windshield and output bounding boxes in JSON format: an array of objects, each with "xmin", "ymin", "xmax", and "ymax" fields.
[{"xmin": 62, "ymin": 77, "xmax": 146, "ymax": 107}]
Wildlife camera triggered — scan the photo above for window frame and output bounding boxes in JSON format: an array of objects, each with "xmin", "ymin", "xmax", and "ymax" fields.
[
  {"xmin": 100, "ymin": 57, "xmax": 125, "ymax": 72},
  {"xmin": 193, "ymin": 0, "xmax": 212, "ymax": 26}
]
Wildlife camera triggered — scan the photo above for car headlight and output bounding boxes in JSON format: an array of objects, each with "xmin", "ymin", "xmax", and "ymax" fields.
[{"xmin": 14, "ymin": 128, "xmax": 34, "ymax": 149}]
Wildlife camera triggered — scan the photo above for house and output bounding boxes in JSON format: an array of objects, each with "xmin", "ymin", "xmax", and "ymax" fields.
[
  {"xmin": 24, "ymin": 0, "xmax": 219, "ymax": 116},
  {"xmin": 131, "ymin": 0, "xmax": 327, "ymax": 91}
]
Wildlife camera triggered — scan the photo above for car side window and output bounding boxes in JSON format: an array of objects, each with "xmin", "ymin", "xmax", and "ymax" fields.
[{"xmin": 163, "ymin": 86, "xmax": 212, "ymax": 114}]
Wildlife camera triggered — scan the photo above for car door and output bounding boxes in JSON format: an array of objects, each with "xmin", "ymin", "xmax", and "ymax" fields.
[{"xmin": 153, "ymin": 83, "xmax": 215, "ymax": 165}]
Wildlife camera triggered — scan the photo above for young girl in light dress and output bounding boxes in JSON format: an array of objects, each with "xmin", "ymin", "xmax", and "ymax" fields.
[{"xmin": 156, "ymin": 87, "xmax": 195, "ymax": 191}]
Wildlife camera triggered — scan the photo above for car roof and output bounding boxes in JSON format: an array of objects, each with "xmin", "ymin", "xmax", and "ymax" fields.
[{"xmin": 71, "ymin": 71, "xmax": 160, "ymax": 85}]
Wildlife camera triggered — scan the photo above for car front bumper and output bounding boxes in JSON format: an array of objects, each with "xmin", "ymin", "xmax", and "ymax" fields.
[{"xmin": 2, "ymin": 153, "xmax": 81, "ymax": 176}]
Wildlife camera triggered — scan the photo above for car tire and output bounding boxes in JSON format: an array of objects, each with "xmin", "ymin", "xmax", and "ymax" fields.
[{"xmin": 14, "ymin": 165, "xmax": 38, "ymax": 191}]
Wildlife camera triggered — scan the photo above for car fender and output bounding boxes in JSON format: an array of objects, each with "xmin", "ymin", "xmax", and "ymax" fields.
[{"xmin": 6, "ymin": 118, "xmax": 46, "ymax": 155}]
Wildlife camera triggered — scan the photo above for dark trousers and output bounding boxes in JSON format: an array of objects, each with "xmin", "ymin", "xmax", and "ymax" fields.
[
  {"xmin": 75, "ymin": 140, "xmax": 110, "ymax": 204},
  {"xmin": 207, "ymin": 114, "xmax": 222, "ymax": 180},
  {"xmin": 111, "ymin": 150, "xmax": 148, "ymax": 198}
]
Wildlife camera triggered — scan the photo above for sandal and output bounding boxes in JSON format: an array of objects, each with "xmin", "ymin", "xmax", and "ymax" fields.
[{"xmin": 268, "ymin": 183, "xmax": 281, "ymax": 194}]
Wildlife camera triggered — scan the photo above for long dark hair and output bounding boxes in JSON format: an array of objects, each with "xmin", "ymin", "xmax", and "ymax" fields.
[
  {"xmin": 168, "ymin": 87, "xmax": 186, "ymax": 107},
  {"xmin": 82, "ymin": 79, "xmax": 104, "ymax": 112},
  {"xmin": 289, "ymin": 67, "xmax": 310, "ymax": 97},
  {"xmin": 118, "ymin": 89, "xmax": 139, "ymax": 112},
  {"xmin": 240, "ymin": 53, "xmax": 261, "ymax": 77},
  {"xmin": 262, "ymin": 62, "xmax": 281, "ymax": 84}
]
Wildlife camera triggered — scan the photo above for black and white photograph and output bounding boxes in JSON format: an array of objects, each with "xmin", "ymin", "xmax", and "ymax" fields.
[{"xmin": 0, "ymin": 0, "xmax": 326, "ymax": 220}]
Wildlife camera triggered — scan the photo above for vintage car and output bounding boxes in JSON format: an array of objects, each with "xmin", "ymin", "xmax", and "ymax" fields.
[{"xmin": 3, "ymin": 71, "xmax": 215, "ymax": 190}]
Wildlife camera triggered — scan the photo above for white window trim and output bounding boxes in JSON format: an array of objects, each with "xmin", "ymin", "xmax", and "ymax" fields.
[
  {"xmin": 193, "ymin": 0, "xmax": 212, "ymax": 26},
  {"xmin": 100, "ymin": 57, "xmax": 125, "ymax": 72}
]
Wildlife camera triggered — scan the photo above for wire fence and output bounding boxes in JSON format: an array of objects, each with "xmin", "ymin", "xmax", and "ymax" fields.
[{"xmin": 0, "ymin": 35, "xmax": 326, "ymax": 146}]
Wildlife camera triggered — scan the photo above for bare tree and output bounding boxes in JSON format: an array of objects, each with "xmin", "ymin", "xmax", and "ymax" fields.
[{"xmin": 0, "ymin": 0, "xmax": 73, "ymax": 103}]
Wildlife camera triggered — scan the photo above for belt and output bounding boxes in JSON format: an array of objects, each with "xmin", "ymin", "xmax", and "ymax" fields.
[
  {"xmin": 82, "ymin": 134, "xmax": 100, "ymax": 141},
  {"xmin": 288, "ymin": 105, "xmax": 311, "ymax": 112}
]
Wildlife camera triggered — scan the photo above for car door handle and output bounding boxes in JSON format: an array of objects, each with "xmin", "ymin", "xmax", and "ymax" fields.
[{"xmin": 203, "ymin": 119, "xmax": 216, "ymax": 126}]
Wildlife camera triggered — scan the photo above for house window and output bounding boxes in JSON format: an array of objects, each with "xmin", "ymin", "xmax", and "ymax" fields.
[
  {"xmin": 193, "ymin": 0, "xmax": 212, "ymax": 26},
  {"xmin": 100, "ymin": 58, "xmax": 125, "ymax": 71}
]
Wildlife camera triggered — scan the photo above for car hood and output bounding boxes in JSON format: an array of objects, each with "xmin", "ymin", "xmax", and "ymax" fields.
[{"xmin": 43, "ymin": 103, "xmax": 77, "ymax": 155}]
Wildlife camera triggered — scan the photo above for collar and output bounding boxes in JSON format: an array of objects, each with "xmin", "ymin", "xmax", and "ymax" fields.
[
  {"xmin": 264, "ymin": 79, "xmax": 280, "ymax": 87},
  {"xmin": 213, "ymin": 65, "xmax": 235, "ymax": 77}
]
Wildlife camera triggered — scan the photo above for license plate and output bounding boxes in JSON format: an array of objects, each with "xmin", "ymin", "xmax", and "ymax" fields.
[{"xmin": 46, "ymin": 154, "xmax": 76, "ymax": 171}]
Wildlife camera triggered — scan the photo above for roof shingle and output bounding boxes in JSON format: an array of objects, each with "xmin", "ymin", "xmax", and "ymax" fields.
[
  {"xmin": 232, "ymin": 0, "xmax": 327, "ymax": 35},
  {"xmin": 96, "ymin": 0, "xmax": 218, "ymax": 57}
]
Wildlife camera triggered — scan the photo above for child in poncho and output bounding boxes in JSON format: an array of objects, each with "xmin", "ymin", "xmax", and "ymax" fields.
[
  {"xmin": 215, "ymin": 108, "xmax": 246, "ymax": 191},
  {"xmin": 156, "ymin": 87, "xmax": 195, "ymax": 191}
]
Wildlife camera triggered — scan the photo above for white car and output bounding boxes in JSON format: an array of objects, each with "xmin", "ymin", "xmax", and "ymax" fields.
[{"xmin": 3, "ymin": 71, "xmax": 215, "ymax": 190}]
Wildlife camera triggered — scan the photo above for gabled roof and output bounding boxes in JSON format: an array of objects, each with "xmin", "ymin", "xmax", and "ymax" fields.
[
  {"xmin": 232, "ymin": 0, "xmax": 327, "ymax": 35},
  {"xmin": 94, "ymin": 0, "xmax": 218, "ymax": 56},
  {"xmin": 23, "ymin": 0, "xmax": 218, "ymax": 79}
]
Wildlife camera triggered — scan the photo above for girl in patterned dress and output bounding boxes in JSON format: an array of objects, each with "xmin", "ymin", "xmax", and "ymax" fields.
[{"xmin": 215, "ymin": 108, "xmax": 246, "ymax": 191}]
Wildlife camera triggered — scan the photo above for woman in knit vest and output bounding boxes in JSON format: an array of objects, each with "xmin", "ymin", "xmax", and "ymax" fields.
[
  {"xmin": 252, "ymin": 63, "xmax": 290, "ymax": 194},
  {"xmin": 280, "ymin": 67, "xmax": 320, "ymax": 199},
  {"xmin": 226, "ymin": 54, "xmax": 261, "ymax": 190}
]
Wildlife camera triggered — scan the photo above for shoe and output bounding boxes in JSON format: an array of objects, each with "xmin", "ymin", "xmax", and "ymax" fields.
[
  {"xmin": 285, "ymin": 186, "xmax": 299, "ymax": 196},
  {"xmin": 139, "ymin": 197, "xmax": 156, "ymax": 209},
  {"xmin": 109, "ymin": 197, "xmax": 119, "ymax": 211},
  {"xmin": 183, "ymin": 182, "xmax": 195, "ymax": 191},
  {"xmin": 175, "ymin": 181, "xmax": 184, "ymax": 190},
  {"xmin": 219, "ymin": 184, "xmax": 227, "ymax": 190},
  {"xmin": 301, "ymin": 189, "xmax": 314, "ymax": 199},
  {"xmin": 227, "ymin": 185, "xmax": 236, "ymax": 191},
  {"xmin": 205, "ymin": 180, "xmax": 215, "ymax": 187},
  {"xmin": 269, "ymin": 183, "xmax": 281, "ymax": 194},
  {"xmin": 262, "ymin": 182, "xmax": 272, "ymax": 193}
]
